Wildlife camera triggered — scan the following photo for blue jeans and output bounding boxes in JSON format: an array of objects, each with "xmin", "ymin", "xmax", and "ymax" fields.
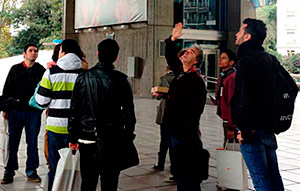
[
  {"xmin": 5, "ymin": 110, "xmax": 41, "ymax": 177},
  {"xmin": 47, "ymin": 131, "xmax": 69, "ymax": 191},
  {"xmin": 240, "ymin": 130, "xmax": 284, "ymax": 191},
  {"xmin": 169, "ymin": 136, "xmax": 202, "ymax": 191}
]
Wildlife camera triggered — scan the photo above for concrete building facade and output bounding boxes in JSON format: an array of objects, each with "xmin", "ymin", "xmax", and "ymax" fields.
[
  {"xmin": 277, "ymin": 0, "xmax": 300, "ymax": 56},
  {"xmin": 62, "ymin": 0, "xmax": 255, "ymax": 97}
]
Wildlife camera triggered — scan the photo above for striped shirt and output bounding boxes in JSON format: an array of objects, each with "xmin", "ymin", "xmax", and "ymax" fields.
[{"xmin": 36, "ymin": 53, "xmax": 83, "ymax": 134}]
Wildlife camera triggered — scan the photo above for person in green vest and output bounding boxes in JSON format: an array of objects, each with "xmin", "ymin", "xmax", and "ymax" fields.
[{"xmin": 153, "ymin": 66, "xmax": 175, "ymax": 180}]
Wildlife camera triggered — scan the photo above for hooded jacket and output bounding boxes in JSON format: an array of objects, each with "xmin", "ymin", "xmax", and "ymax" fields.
[{"xmin": 36, "ymin": 53, "xmax": 83, "ymax": 134}]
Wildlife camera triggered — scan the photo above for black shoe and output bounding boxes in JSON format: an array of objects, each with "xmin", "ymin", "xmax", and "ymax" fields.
[
  {"xmin": 1, "ymin": 174, "xmax": 13, "ymax": 184},
  {"xmin": 27, "ymin": 172, "xmax": 41, "ymax": 183},
  {"xmin": 153, "ymin": 164, "xmax": 164, "ymax": 171}
]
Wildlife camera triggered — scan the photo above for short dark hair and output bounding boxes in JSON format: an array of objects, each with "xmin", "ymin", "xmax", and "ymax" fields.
[
  {"xmin": 243, "ymin": 18, "xmax": 267, "ymax": 45},
  {"xmin": 61, "ymin": 39, "xmax": 83, "ymax": 60},
  {"xmin": 23, "ymin": 44, "xmax": 38, "ymax": 53},
  {"xmin": 97, "ymin": 38, "xmax": 119, "ymax": 63},
  {"xmin": 221, "ymin": 49, "xmax": 236, "ymax": 62},
  {"xmin": 52, "ymin": 44, "xmax": 61, "ymax": 62}
]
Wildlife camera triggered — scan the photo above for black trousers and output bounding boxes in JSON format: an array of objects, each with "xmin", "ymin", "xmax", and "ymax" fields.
[
  {"xmin": 157, "ymin": 125, "xmax": 169, "ymax": 165},
  {"xmin": 79, "ymin": 142, "xmax": 120, "ymax": 191}
]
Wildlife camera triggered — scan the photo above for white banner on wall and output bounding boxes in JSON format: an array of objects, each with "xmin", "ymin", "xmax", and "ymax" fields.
[{"xmin": 75, "ymin": 0, "xmax": 147, "ymax": 29}]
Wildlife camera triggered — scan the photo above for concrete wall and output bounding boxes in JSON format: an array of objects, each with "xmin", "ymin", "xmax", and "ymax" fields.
[
  {"xmin": 227, "ymin": 0, "xmax": 256, "ymax": 51},
  {"xmin": 62, "ymin": 0, "xmax": 255, "ymax": 97},
  {"xmin": 63, "ymin": 0, "xmax": 173, "ymax": 98}
]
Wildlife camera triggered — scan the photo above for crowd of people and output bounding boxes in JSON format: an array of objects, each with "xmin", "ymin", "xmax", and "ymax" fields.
[{"xmin": 0, "ymin": 18, "xmax": 297, "ymax": 191}]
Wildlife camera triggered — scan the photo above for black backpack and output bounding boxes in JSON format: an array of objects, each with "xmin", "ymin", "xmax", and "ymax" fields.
[{"xmin": 264, "ymin": 55, "xmax": 298, "ymax": 134}]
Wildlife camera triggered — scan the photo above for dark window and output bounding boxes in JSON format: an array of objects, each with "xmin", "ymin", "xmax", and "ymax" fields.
[{"xmin": 174, "ymin": 0, "xmax": 226, "ymax": 31}]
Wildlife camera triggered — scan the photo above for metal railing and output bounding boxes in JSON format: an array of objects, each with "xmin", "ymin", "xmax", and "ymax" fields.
[{"xmin": 203, "ymin": 75, "xmax": 218, "ymax": 84}]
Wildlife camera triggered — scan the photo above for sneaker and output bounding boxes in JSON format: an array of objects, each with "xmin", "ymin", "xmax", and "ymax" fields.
[
  {"xmin": 1, "ymin": 174, "xmax": 13, "ymax": 184},
  {"xmin": 153, "ymin": 164, "xmax": 164, "ymax": 171},
  {"xmin": 27, "ymin": 172, "xmax": 41, "ymax": 183}
]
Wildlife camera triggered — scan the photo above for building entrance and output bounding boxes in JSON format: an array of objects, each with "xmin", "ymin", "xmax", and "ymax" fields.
[{"xmin": 201, "ymin": 46, "xmax": 219, "ymax": 91}]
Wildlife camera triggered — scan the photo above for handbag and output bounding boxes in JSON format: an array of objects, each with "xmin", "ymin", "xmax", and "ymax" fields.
[
  {"xmin": 29, "ymin": 82, "xmax": 44, "ymax": 110},
  {"xmin": 0, "ymin": 119, "xmax": 9, "ymax": 167},
  {"xmin": 84, "ymin": 72, "xmax": 139, "ymax": 171},
  {"xmin": 118, "ymin": 134, "xmax": 139, "ymax": 171},
  {"xmin": 172, "ymin": 144, "xmax": 210, "ymax": 180},
  {"xmin": 216, "ymin": 141, "xmax": 248, "ymax": 190}
]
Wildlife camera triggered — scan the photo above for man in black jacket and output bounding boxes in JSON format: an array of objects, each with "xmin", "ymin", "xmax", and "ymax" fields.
[
  {"xmin": 231, "ymin": 18, "xmax": 284, "ymax": 190},
  {"xmin": 159, "ymin": 22, "xmax": 207, "ymax": 191},
  {"xmin": 68, "ymin": 39, "xmax": 136, "ymax": 191},
  {"xmin": 1, "ymin": 44, "xmax": 45, "ymax": 184}
]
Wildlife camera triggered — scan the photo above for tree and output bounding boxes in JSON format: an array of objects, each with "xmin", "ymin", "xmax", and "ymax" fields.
[
  {"xmin": 0, "ymin": 25, "xmax": 12, "ymax": 58},
  {"xmin": 281, "ymin": 54, "xmax": 300, "ymax": 74},
  {"xmin": 0, "ymin": 0, "xmax": 17, "ymax": 58},
  {"xmin": 9, "ymin": 0, "xmax": 62, "ymax": 55},
  {"xmin": 0, "ymin": 0, "xmax": 16, "ymax": 36},
  {"xmin": 256, "ymin": 3, "xmax": 277, "ymax": 55}
]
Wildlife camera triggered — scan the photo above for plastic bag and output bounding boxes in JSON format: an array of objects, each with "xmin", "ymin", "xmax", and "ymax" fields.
[
  {"xmin": 0, "ymin": 119, "xmax": 9, "ymax": 167},
  {"xmin": 51, "ymin": 148, "xmax": 81, "ymax": 191}
]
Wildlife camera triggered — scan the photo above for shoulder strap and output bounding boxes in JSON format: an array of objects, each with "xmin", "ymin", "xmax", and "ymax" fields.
[{"xmin": 85, "ymin": 72, "xmax": 97, "ymax": 129}]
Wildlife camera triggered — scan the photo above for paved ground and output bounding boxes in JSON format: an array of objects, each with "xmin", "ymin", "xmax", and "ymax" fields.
[{"xmin": 1, "ymin": 96, "xmax": 300, "ymax": 191}]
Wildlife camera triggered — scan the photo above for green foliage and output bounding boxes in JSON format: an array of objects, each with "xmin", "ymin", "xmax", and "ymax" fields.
[
  {"xmin": 256, "ymin": 3, "xmax": 285, "ymax": 65},
  {"xmin": 0, "ymin": 26, "xmax": 11, "ymax": 58},
  {"xmin": 281, "ymin": 54, "xmax": 300, "ymax": 74},
  {"xmin": 257, "ymin": 4, "xmax": 277, "ymax": 52},
  {"xmin": 0, "ymin": 0, "xmax": 17, "ymax": 58},
  {"xmin": 9, "ymin": 28, "xmax": 42, "ymax": 55},
  {"xmin": 6, "ymin": 0, "xmax": 62, "ymax": 56}
]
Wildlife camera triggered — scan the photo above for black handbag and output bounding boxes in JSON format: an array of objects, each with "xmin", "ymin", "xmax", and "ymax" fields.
[
  {"xmin": 85, "ymin": 72, "xmax": 139, "ymax": 171},
  {"xmin": 118, "ymin": 133, "xmax": 139, "ymax": 171},
  {"xmin": 172, "ymin": 145, "xmax": 210, "ymax": 180}
]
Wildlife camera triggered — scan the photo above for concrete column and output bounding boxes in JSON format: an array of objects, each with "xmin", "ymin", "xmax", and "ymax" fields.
[
  {"xmin": 62, "ymin": 0, "xmax": 76, "ymax": 39},
  {"xmin": 227, "ymin": 0, "xmax": 256, "ymax": 51}
]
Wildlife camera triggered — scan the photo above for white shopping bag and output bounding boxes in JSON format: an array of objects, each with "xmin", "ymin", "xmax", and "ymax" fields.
[
  {"xmin": 226, "ymin": 142, "xmax": 240, "ymax": 151},
  {"xmin": 51, "ymin": 148, "xmax": 101, "ymax": 191},
  {"xmin": 216, "ymin": 143, "xmax": 248, "ymax": 190},
  {"xmin": 0, "ymin": 119, "xmax": 9, "ymax": 167},
  {"xmin": 40, "ymin": 175, "xmax": 48, "ymax": 191},
  {"xmin": 52, "ymin": 148, "xmax": 81, "ymax": 191}
]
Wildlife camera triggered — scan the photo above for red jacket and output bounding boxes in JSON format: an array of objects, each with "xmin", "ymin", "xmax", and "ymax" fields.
[{"xmin": 215, "ymin": 68, "xmax": 236, "ymax": 129}]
